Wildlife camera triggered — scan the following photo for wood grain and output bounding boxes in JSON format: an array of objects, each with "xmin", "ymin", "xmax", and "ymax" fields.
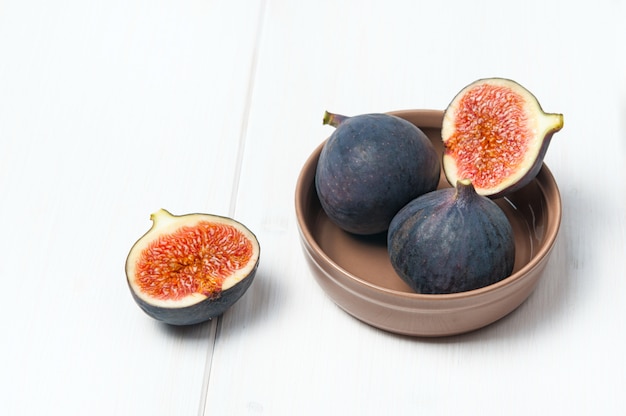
[{"xmin": 1, "ymin": 1, "xmax": 624, "ymax": 415}]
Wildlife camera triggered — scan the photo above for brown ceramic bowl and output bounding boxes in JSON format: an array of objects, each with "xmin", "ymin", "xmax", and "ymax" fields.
[{"xmin": 295, "ymin": 109, "xmax": 561, "ymax": 337}]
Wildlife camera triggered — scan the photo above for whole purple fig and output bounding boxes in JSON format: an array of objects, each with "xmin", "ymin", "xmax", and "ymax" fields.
[
  {"xmin": 388, "ymin": 179, "xmax": 515, "ymax": 294},
  {"xmin": 315, "ymin": 111, "xmax": 440, "ymax": 235}
]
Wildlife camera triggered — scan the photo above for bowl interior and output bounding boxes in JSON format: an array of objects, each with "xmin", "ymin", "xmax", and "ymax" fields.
[{"xmin": 296, "ymin": 110, "xmax": 561, "ymax": 296}]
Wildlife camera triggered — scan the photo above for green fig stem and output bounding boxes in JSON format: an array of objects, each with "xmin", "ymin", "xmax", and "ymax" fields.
[
  {"xmin": 323, "ymin": 111, "xmax": 349, "ymax": 128},
  {"xmin": 547, "ymin": 112, "xmax": 564, "ymax": 132},
  {"xmin": 149, "ymin": 208, "xmax": 178, "ymax": 230}
]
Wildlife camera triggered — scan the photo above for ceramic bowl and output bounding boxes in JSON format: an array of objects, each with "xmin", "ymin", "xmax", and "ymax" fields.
[{"xmin": 295, "ymin": 109, "xmax": 561, "ymax": 337}]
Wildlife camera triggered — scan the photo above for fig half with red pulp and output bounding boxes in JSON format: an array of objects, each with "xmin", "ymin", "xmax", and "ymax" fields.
[
  {"xmin": 125, "ymin": 209, "xmax": 260, "ymax": 325},
  {"xmin": 441, "ymin": 78, "xmax": 563, "ymax": 198}
]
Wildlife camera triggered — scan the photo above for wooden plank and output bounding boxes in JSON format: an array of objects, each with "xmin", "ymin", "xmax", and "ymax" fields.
[
  {"xmin": 0, "ymin": 1, "xmax": 264, "ymax": 415},
  {"xmin": 205, "ymin": 0, "xmax": 626, "ymax": 415}
]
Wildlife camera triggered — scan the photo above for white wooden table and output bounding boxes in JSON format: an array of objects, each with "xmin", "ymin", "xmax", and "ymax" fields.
[{"xmin": 1, "ymin": 1, "xmax": 624, "ymax": 415}]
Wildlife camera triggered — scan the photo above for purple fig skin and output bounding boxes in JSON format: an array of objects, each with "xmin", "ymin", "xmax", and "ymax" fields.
[
  {"xmin": 387, "ymin": 179, "xmax": 515, "ymax": 295},
  {"xmin": 129, "ymin": 263, "xmax": 258, "ymax": 325},
  {"xmin": 316, "ymin": 112, "xmax": 441, "ymax": 235}
]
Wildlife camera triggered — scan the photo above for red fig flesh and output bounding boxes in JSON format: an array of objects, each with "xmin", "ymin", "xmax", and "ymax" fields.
[
  {"xmin": 125, "ymin": 209, "xmax": 260, "ymax": 325},
  {"xmin": 441, "ymin": 78, "xmax": 563, "ymax": 198}
]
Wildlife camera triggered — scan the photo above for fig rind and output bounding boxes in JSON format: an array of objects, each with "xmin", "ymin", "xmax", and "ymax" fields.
[
  {"xmin": 315, "ymin": 112, "xmax": 441, "ymax": 235},
  {"xmin": 387, "ymin": 179, "xmax": 515, "ymax": 294},
  {"xmin": 125, "ymin": 209, "xmax": 260, "ymax": 325},
  {"xmin": 441, "ymin": 78, "xmax": 563, "ymax": 198},
  {"xmin": 128, "ymin": 263, "xmax": 258, "ymax": 326}
]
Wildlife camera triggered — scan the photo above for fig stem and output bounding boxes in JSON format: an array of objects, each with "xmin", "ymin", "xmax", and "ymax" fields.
[
  {"xmin": 455, "ymin": 179, "xmax": 479, "ymax": 205},
  {"xmin": 323, "ymin": 111, "xmax": 349, "ymax": 128},
  {"xmin": 546, "ymin": 112, "xmax": 564, "ymax": 132}
]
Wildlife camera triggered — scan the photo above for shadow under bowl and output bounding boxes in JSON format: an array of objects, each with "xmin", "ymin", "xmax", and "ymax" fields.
[{"xmin": 295, "ymin": 109, "xmax": 562, "ymax": 337}]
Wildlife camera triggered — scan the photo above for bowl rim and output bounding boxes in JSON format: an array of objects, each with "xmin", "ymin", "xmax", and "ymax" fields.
[{"xmin": 295, "ymin": 109, "xmax": 562, "ymax": 301}]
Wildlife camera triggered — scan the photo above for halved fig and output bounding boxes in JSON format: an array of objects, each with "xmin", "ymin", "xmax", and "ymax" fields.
[
  {"xmin": 441, "ymin": 78, "xmax": 563, "ymax": 198},
  {"xmin": 125, "ymin": 209, "xmax": 260, "ymax": 325}
]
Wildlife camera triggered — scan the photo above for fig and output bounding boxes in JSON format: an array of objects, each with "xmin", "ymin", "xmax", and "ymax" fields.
[
  {"xmin": 315, "ymin": 111, "xmax": 440, "ymax": 235},
  {"xmin": 387, "ymin": 179, "xmax": 515, "ymax": 294},
  {"xmin": 125, "ymin": 209, "xmax": 260, "ymax": 325},
  {"xmin": 441, "ymin": 78, "xmax": 563, "ymax": 198}
]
